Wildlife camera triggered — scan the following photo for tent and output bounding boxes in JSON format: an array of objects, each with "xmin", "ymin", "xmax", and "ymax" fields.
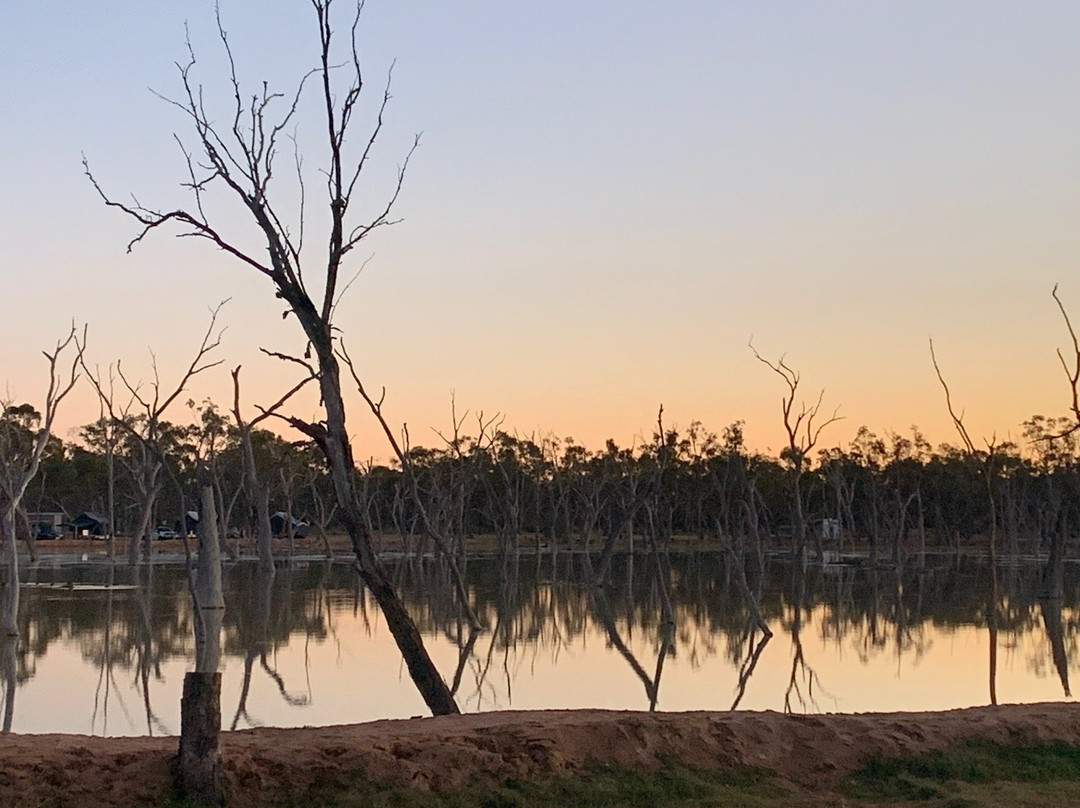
[{"xmin": 69, "ymin": 512, "xmax": 109, "ymax": 536}]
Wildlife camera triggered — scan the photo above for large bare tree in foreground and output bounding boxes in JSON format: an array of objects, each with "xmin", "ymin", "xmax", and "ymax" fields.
[{"xmin": 86, "ymin": 1, "xmax": 458, "ymax": 715}]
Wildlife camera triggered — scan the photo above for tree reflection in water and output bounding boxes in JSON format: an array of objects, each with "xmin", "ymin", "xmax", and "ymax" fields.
[{"xmin": 1, "ymin": 551, "xmax": 1078, "ymax": 734}]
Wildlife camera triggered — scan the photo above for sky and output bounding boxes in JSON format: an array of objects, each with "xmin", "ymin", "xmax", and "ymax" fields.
[{"xmin": 2, "ymin": 1, "xmax": 1080, "ymax": 459}]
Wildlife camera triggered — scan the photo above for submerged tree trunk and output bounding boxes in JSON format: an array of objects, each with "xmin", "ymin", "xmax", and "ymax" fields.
[
  {"xmin": 1042, "ymin": 514, "xmax": 1066, "ymax": 601},
  {"xmin": 179, "ymin": 486, "xmax": 225, "ymax": 805},
  {"xmin": 312, "ymin": 350, "xmax": 459, "ymax": 716},
  {"xmin": 255, "ymin": 486, "xmax": 274, "ymax": 574},
  {"xmin": 17, "ymin": 508, "xmax": 37, "ymax": 564},
  {"xmin": 0, "ymin": 510, "xmax": 19, "ymax": 637},
  {"xmin": 128, "ymin": 481, "xmax": 159, "ymax": 565}
]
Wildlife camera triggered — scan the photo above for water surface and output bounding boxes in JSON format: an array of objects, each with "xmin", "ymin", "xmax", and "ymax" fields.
[{"xmin": 1, "ymin": 552, "xmax": 1074, "ymax": 735}]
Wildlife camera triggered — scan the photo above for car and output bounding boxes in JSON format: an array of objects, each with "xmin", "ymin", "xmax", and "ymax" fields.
[
  {"xmin": 153, "ymin": 526, "xmax": 180, "ymax": 540},
  {"xmin": 35, "ymin": 523, "xmax": 63, "ymax": 540}
]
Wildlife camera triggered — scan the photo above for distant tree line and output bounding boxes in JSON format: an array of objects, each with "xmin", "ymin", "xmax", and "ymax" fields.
[{"xmin": 6, "ymin": 401, "xmax": 1080, "ymax": 567}]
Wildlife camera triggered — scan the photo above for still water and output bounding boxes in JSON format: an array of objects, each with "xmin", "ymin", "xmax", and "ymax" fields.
[{"xmin": 0, "ymin": 552, "xmax": 1074, "ymax": 736}]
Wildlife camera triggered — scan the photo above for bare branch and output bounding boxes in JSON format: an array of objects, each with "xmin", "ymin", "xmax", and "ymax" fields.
[
  {"xmin": 1053, "ymin": 284, "xmax": 1080, "ymax": 429},
  {"xmin": 152, "ymin": 301, "xmax": 229, "ymax": 419},
  {"xmin": 929, "ymin": 338, "xmax": 977, "ymax": 455},
  {"xmin": 259, "ymin": 347, "xmax": 318, "ymax": 378},
  {"xmin": 749, "ymin": 339, "xmax": 840, "ymax": 462},
  {"xmin": 250, "ymin": 374, "xmax": 318, "ymax": 428}
]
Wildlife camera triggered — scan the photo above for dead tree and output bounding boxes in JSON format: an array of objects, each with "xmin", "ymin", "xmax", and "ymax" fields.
[
  {"xmin": 0, "ymin": 328, "xmax": 82, "ymax": 636},
  {"xmin": 80, "ymin": 308, "xmax": 225, "ymax": 564},
  {"xmin": 1047, "ymin": 285, "xmax": 1080, "ymax": 597},
  {"xmin": 349, "ymin": 378, "xmax": 482, "ymax": 630},
  {"xmin": 929, "ymin": 340, "xmax": 1001, "ymax": 564},
  {"xmin": 179, "ymin": 485, "xmax": 226, "ymax": 805},
  {"xmin": 189, "ymin": 399, "xmax": 240, "ymax": 561},
  {"xmin": 929, "ymin": 338, "xmax": 1002, "ymax": 706},
  {"xmin": 86, "ymin": 1, "xmax": 458, "ymax": 714},
  {"xmin": 305, "ymin": 443, "xmax": 338, "ymax": 557},
  {"xmin": 83, "ymin": 366, "xmax": 122, "ymax": 557},
  {"xmin": 750, "ymin": 342, "xmax": 841, "ymax": 565},
  {"xmin": 231, "ymin": 367, "xmax": 312, "ymax": 574}
]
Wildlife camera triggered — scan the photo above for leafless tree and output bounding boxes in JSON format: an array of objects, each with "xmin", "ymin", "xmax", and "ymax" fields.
[
  {"xmin": 0, "ymin": 326, "xmax": 83, "ymax": 637},
  {"xmin": 231, "ymin": 366, "xmax": 313, "ymax": 573},
  {"xmin": 306, "ymin": 444, "xmax": 338, "ymax": 557},
  {"xmin": 929, "ymin": 340, "xmax": 1002, "ymax": 562},
  {"xmin": 1047, "ymin": 285, "xmax": 1080, "ymax": 597},
  {"xmin": 179, "ymin": 485, "xmax": 226, "ymax": 804},
  {"xmin": 929, "ymin": 338, "xmax": 1002, "ymax": 705},
  {"xmin": 80, "ymin": 308, "xmax": 225, "ymax": 564},
  {"xmin": 750, "ymin": 342, "xmax": 841, "ymax": 565},
  {"xmin": 349, "ymin": 380, "xmax": 482, "ymax": 630},
  {"xmin": 189, "ymin": 399, "xmax": 241, "ymax": 560},
  {"xmin": 86, "ymin": 1, "xmax": 458, "ymax": 714}
]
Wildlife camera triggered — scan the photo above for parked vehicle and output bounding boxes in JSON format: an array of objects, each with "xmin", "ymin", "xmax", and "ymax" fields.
[
  {"xmin": 153, "ymin": 526, "xmax": 180, "ymax": 540},
  {"xmin": 35, "ymin": 523, "xmax": 63, "ymax": 540}
]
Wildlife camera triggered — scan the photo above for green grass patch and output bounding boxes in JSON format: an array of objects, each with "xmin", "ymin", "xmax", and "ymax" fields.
[
  {"xmin": 846, "ymin": 739, "xmax": 1080, "ymax": 804},
  {"xmin": 266, "ymin": 762, "xmax": 781, "ymax": 808}
]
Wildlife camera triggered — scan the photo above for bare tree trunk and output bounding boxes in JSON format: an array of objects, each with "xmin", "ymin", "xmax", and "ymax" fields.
[
  {"xmin": 256, "ymin": 486, "xmax": 274, "ymax": 574},
  {"xmin": 16, "ymin": 508, "xmax": 37, "ymax": 564},
  {"xmin": 0, "ymin": 634, "xmax": 16, "ymax": 732},
  {"xmin": 1043, "ymin": 510, "xmax": 1066, "ymax": 601},
  {"xmin": 915, "ymin": 485, "xmax": 926, "ymax": 571},
  {"xmin": 180, "ymin": 486, "xmax": 225, "ymax": 805},
  {"xmin": 107, "ymin": 434, "xmax": 116, "ymax": 558},
  {"xmin": 282, "ymin": 471, "xmax": 296, "ymax": 560},
  {"xmin": 88, "ymin": 1, "xmax": 460, "ymax": 717},
  {"xmin": 315, "ymin": 354, "xmax": 459, "ymax": 715},
  {"xmin": 179, "ymin": 672, "xmax": 223, "ymax": 805},
  {"xmin": 195, "ymin": 489, "xmax": 226, "ymax": 623},
  {"xmin": 729, "ymin": 511, "xmax": 772, "ymax": 638},
  {"xmin": 0, "ymin": 510, "xmax": 19, "ymax": 637},
  {"xmin": 128, "ymin": 482, "xmax": 158, "ymax": 565}
]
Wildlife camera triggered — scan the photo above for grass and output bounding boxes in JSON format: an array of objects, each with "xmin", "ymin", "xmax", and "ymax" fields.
[
  {"xmin": 158, "ymin": 762, "xmax": 785, "ymax": 808},
  {"xmin": 153, "ymin": 741, "xmax": 1080, "ymax": 808},
  {"xmin": 845, "ymin": 739, "xmax": 1080, "ymax": 806}
]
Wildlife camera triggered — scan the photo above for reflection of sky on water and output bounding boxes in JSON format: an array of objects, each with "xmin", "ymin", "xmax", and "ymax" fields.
[{"xmin": 2, "ymin": 555, "xmax": 1075, "ymax": 736}]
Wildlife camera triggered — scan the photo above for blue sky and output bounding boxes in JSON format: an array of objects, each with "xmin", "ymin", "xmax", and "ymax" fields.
[{"xmin": 3, "ymin": 1, "xmax": 1079, "ymax": 454}]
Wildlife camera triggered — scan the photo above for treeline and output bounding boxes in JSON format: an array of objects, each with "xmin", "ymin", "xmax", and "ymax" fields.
[{"xmin": 5, "ymin": 400, "xmax": 1080, "ymax": 566}]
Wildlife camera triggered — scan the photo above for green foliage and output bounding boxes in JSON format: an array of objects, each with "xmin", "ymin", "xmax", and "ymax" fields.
[
  {"xmin": 846, "ymin": 740, "xmax": 1080, "ymax": 802},
  {"xmin": 260, "ymin": 762, "xmax": 778, "ymax": 808}
]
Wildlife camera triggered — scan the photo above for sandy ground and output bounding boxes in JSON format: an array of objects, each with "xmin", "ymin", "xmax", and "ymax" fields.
[
  {"xmin": 29, "ymin": 534, "xmax": 353, "ymax": 559},
  {"xmin": 2, "ymin": 704, "xmax": 1080, "ymax": 806},
  {"xmin": 27, "ymin": 530, "xmax": 727, "ymax": 561}
]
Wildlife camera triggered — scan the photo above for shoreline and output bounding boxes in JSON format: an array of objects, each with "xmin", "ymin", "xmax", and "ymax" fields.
[{"xmin": 2, "ymin": 703, "xmax": 1079, "ymax": 806}]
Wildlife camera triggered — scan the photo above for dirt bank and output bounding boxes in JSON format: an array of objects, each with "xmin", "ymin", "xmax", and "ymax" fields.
[
  {"xmin": 2, "ymin": 703, "xmax": 1079, "ymax": 807},
  {"xmin": 26, "ymin": 530, "xmax": 735, "ymax": 561}
]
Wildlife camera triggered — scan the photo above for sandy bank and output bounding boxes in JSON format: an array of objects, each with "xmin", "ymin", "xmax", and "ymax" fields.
[{"xmin": 1, "ymin": 703, "xmax": 1079, "ymax": 806}]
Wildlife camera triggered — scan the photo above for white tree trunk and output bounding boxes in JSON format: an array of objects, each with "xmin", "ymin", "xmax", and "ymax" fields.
[{"xmin": 0, "ymin": 509, "xmax": 19, "ymax": 637}]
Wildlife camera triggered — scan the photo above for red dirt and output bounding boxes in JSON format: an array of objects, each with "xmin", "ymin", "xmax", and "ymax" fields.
[{"xmin": 2, "ymin": 704, "xmax": 1080, "ymax": 807}]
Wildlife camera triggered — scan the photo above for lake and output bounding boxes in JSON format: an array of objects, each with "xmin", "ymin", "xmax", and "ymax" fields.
[{"xmin": 0, "ymin": 551, "xmax": 1074, "ymax": 736}]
